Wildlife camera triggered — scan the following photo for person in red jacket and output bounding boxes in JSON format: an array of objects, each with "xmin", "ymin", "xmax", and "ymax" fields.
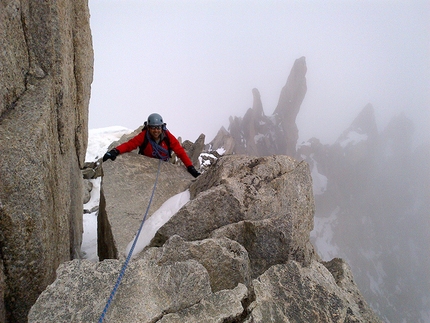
[{"xmin": 102, "ymin": 113, "xmax": 200, "ymax": 178}]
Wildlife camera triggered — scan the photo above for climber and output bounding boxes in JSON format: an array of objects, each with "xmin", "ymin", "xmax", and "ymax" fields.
[{"xmin": 102, "ymin": 113, "xmax": 200, "ymax": 178}]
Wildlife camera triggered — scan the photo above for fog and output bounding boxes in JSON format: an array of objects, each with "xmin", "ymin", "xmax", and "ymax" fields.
[
  {"xmin": 87, "ymin": 1, "xmax": 430, "ymax": 322},
  {"xmin": 88, "ymin": 0, "xmax": 429, "ymax": 146}
]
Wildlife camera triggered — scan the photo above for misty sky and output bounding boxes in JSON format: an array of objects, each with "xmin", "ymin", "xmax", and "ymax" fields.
[{"xmin": 88, "ymin": 0, "xmax": 429, "ymax": 146}]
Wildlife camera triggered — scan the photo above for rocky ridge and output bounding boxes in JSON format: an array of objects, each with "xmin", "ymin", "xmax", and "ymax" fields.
[
  {"xmin": 0, "ymin": 0, "xmax": 409, "ymax": 319},
  {"xmin": 209, "ymin": 57, "xmax": 306, "ymax": 158},
  {"xmin": 29, "ymin": 153, "xmax": 381, "ymax": 322}
]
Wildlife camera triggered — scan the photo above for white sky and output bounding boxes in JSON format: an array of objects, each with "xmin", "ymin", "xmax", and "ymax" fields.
[{"xmin": 88, "ymin": 0, "xmax": 430, "ymax": 145}]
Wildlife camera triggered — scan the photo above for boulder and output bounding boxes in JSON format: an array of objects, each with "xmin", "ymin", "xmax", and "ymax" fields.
[
  {"xmin": 158, "ymin": 283, "xmax": 248, "ymax": 323},
  {"xmin": 247, "ymin": 259, "xmax": 382, "ymax": 322},
  {"xmin": 28, "ymin": 256, "xmax": 213, "ymax": 323},
  {"xmin": 151, "ymin": 154, "xmax": 316, "ymax": 277},
  {"xmin": 99, "ymin": 153, "xmax": 194, "ymax": 259},
  {"xmin": 154, "ymin": 235, "xmax": 251, "ymax": 292},
  {"xmin": 82, "ymin": 179, "xmax": 93, "ymax": 205}
]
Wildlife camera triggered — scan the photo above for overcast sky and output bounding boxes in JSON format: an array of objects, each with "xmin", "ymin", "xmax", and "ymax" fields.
[{"xmin": 88, "ymin": 0, "xmax": 429, "ymax": 146}]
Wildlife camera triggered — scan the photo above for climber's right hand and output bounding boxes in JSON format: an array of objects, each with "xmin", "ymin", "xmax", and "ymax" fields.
[
  {"xmin": 187, "ymin": 165, "xmax": 201, "ymax": 178},
  {"xmin": 102, "ymin": 148, "xmax": 120, "ymax": 162}
]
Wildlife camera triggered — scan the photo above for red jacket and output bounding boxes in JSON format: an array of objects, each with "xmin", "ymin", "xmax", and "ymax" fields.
[{"xmin": 115, "ymin": 129, "xmax": 193, "ymax": 167}]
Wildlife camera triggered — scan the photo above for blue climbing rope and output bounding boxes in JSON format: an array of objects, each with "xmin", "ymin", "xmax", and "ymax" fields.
[
  {"xmin": 98, "ymin": 158, "xmax": 163, "ymax": 322},
  {"xmin": 146, "ymin": 130, "xmax": 170, "ymax": 161}
]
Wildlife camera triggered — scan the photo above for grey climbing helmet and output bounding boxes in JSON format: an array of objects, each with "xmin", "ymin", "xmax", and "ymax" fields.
[{"xmin": 147, "ymin": 113, "xmax": 164, "ymax": 126}]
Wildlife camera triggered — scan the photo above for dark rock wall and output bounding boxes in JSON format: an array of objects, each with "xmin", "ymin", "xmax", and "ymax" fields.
[{"xmin": 0, "ymin": 1, "xmax": 93, "ymax": 322}]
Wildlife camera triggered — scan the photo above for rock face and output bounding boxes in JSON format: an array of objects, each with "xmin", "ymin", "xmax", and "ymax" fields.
[
  {"xmin": 151, "ymin": 155, "xmax": 316, "ymax": 279},
  {"xmin": 0, "ymin": 1, "xmax": 93, "ymax": 322},
  {"xmin": 210, "ymin": 57, "xmax": 307, "ymax": 157},
  {"xmin": 28, "ymin": 154, "xmax": 381, "ymax": 322},
  {"xmin": 273, "ymin": 56, "xmax": 307, "ymax": 156},
  {"xmin": 99, "ymin": 154, "xmax": 194, "ymax": 259}
]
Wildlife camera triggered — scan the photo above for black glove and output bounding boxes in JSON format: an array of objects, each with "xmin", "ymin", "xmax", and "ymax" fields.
[
  {"xmin": 103, "ymin": 148, "xmax": 120, "ymax": 162},
  {"xmin": 187, "ymin": 165, "xmax": 201, "ymax": 178}
]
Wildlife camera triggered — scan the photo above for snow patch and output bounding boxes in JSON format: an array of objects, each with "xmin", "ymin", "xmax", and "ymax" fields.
[
  {"xmin": 311, "ymin": 208, "xmax": 340, "ymax": 261},
  {"xmin": 338, "ymin": 131, "xmax": 368, "ymax": 148},
  {"xmin": 254, "ymin": 133, "xmax": 265, "ymax": 143},
  {"xmin": 81, "ymin": 212, "xmax": 98, "ymax": 261},
  {"xmin": 125, "ymin": 190, "xmax": 190, "ymax": 258},
  {"xmin": 216, "ymin": 147, "xmax": 225, "ymax": 155},
  {"xmin": 310, "ymin": 159, "xmax": 327, "ymax": 195},
  {"xmin": 85, "ymin": 126, "xmax": 132, "ymax": 162}
]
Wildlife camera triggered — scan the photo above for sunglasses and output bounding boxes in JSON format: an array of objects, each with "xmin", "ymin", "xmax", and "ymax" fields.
[{"xmin": 149, "ymin": 125, "xmax": 162, "ymax": 130}]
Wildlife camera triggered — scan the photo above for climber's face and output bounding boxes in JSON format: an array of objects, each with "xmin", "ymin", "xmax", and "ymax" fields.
[{"xmin": 148, "ymin": 125, "xmax": 162, "ymax": 140}]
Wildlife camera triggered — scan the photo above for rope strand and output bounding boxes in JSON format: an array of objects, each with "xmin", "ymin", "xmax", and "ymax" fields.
[
  {"xmin": 98, "ymin": 158, "xmax": 163, "ymax": 322},
  {"xmin": 147, "ymin": 130, "xmax": 170, "ymax": 161}
]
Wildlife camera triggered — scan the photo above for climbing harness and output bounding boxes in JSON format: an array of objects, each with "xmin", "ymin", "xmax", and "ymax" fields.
[
  {"xmin": 98, "ymin": 158, "xmax": 163, "ymax": 322},
  {"xmin": 147, "ymin": 131, "xmax": 170, "ymax": 161},
  {"xmin": 139, "ymin": 129, "xmax": 172, "ymax": 160}
]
